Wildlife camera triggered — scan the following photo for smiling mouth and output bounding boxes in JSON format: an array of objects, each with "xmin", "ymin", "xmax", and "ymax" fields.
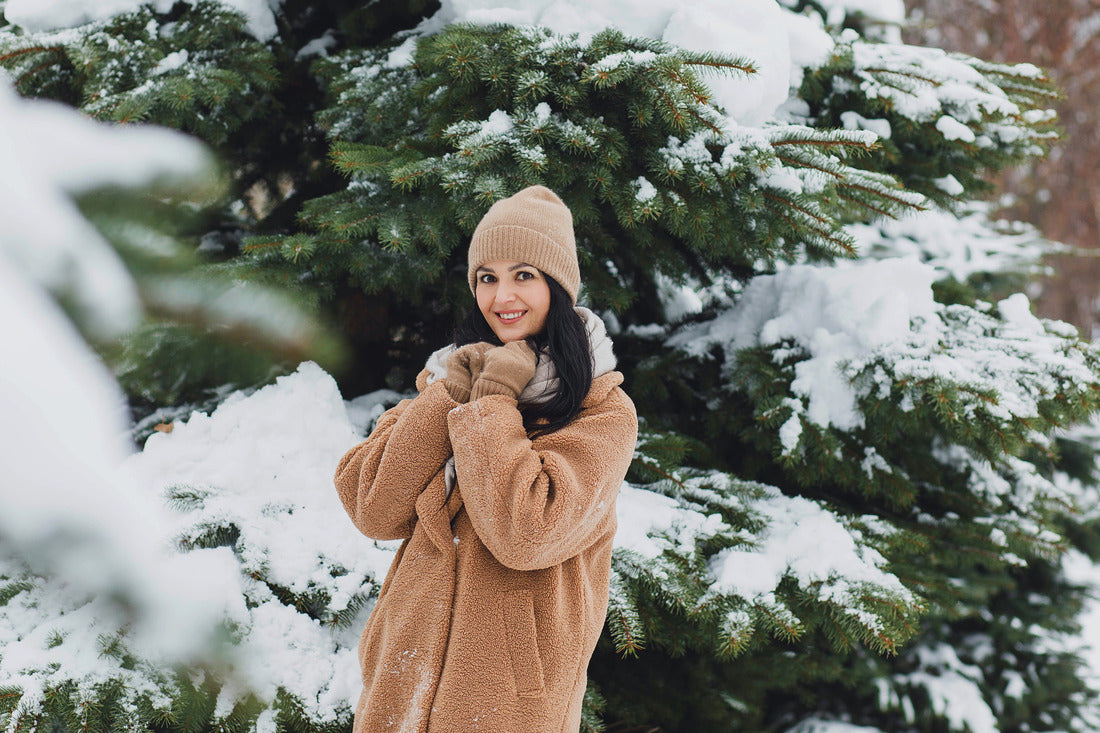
[{"xmin": 495, "ymin": 310, "xmax": 526, "ymax": 323}]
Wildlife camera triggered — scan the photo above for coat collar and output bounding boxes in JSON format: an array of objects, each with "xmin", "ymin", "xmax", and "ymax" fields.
[{"xmin": 582, "ymin": 371, "xmax": 624, "ymax": 408}]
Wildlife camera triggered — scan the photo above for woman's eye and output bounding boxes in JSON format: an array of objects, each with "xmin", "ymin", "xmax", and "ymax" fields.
[
  {"xmin": 479, "ymin": 273, "xmax": 496, "ymax": 283},
  {"xmin": 516, "ymin": 271, "xmax": 535, "ymax": 281}
]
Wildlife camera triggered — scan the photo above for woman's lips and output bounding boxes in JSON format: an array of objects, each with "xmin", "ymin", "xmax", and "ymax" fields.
[{"xmin": 495, "ymin": 310, "xmax": 526, "ymax": 323}]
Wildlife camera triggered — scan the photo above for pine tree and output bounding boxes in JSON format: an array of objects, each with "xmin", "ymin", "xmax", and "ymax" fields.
[{"xmin": 3, "ymin": 1, "xmax": 1099, "ymax": 732}]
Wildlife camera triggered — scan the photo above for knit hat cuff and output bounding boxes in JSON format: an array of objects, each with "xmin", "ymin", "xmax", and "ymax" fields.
[{"xmin": 467, "ymin": 225, "xmax": 581, "ymax": 303}]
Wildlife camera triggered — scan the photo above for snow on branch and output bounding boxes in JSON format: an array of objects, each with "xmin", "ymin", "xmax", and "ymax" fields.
[
  {"xmin": 824, "ymin": 38, "xmax": 1059, "ymax": 157},
  {"xmin": 666, "ymin": 257, "xmax": 1099, "ymax": 566},
  {"xmin": 670, "ymin": 259, "xmax": 1097, "ymax": 449},
  {"xmin": 613, "ymin": 441, "xmax": 920, "ymax": 656},
  {"xmin": 848, "ymin": 201, "xmax": 1057, "ymax": 283},
  {"xmin": 4, "ymin": 0, "xmax": 277, "ymax": 41}
]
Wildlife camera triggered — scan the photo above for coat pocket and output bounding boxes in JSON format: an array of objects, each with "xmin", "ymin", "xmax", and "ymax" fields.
[{"xmin": 501, "ymin": 589, "xmax": 546, "ymax": 697}]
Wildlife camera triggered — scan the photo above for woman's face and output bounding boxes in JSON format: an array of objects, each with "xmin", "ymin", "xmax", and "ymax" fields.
[{"xmin": 475, "ymin": 260, "xmax": 551, "ymax": 343}]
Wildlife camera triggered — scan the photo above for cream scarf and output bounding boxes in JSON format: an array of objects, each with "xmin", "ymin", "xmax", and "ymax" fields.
[
  {"xmin": 422, "ymin": 306, "xmax": 617, "ymax": 401},
  {"xmin": 423, "ymin": 306, "xmax": 618, "ymax": 497}
]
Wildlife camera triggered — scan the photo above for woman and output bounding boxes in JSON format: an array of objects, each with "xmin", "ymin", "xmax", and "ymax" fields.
[{"xmin": 334, "ymin": 185, "xmax": 638, "ymax": 733}]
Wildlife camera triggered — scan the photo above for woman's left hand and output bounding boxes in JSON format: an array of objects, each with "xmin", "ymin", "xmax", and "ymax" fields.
[{"xmin": 471, "ymin": 340, "xmax": 538, "ymax": 401}]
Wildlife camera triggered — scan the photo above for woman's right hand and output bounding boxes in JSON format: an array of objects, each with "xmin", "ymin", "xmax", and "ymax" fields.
[{"xmin": 444, "ymin": 342, "xmax": 494, "ymax": 403}]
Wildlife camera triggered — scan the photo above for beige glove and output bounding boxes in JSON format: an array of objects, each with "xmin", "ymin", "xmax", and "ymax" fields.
[
  {"xmin": 444, "ymin": 342, "xmax": 493, "ymax": 403},
  {"xmin": 471, "ymin": 340, "xmax": 538, "ymax": 401}
]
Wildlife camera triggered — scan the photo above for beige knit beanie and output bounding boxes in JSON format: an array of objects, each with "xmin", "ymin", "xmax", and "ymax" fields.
[{"xmin": 467, "ymin": 185, "xmax": 580, "ymax": 303}]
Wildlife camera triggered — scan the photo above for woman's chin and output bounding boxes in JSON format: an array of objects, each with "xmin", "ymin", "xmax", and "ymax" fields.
[
  {"xmin": 488, "ymin": 314, "xmax": 547, "ymax": 343},
  {"xmin": 495, "ymin": 332, "xmax": 528, "ymax": 343},
  {"xmin": 491, "ymin": 323, "xmax": 529, "ymax": 343}
]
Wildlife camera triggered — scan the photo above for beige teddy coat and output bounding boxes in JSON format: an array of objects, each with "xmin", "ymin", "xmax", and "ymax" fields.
[{"xmin": 334, "ymin": 369, "xmax": 637, "ymax": 733}]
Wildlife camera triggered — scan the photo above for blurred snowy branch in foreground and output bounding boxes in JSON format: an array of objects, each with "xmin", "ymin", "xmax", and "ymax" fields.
[{"xmin": 0, "ymin": 72, "xmax": 241, "ymax": 672}]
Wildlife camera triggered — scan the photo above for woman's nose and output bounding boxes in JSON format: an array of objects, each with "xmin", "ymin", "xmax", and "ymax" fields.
[{"xmin": 495, "ymin": 282, "xmax": 517, "ymax": 304}]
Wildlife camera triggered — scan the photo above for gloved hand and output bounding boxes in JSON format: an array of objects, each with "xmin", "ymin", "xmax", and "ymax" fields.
[
  {"xmin": 471, "ymin": 340, "xmax": 538, "ymax": 401},
  {"xmin": 444, "ymin": 342, "xmax": 494, "ymax": 403}
]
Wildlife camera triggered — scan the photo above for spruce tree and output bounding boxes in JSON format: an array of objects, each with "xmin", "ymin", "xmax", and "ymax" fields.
[{"xmin": 3, "ymin": 1, "xmax": 1099, "ymax": 732}]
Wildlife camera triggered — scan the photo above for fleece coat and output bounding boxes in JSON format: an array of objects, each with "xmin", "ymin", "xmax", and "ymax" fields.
[{"xmin": 334, "ymin": 369, "xmax": 637, "ymax": 733}]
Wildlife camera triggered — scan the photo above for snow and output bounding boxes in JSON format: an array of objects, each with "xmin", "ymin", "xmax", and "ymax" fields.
[
  {"xmin": 4, "ymin": 0, "xmax": 279, "ymax": 40},
  {"xmin": 654, "ymin": 272, "xmax": 705, "ymax": 322},
  {"xmin": 614, "ymin": 485, "xmax": 725, "ymax": 561},
  {"xmin": 936, "ymin": 115, "xmax": 975, "ymax": 143},
  {"xmin": 421, "ymin": 0, "xmax": 818, "ymax": 125},
  {"xmin": 667, "ymin": 254, "xmax": 1093, "ymax": 481},
  {"xmin": 632, "ymin": 175, "xmax": 657, "ymax": 203},
  {"xmin": 481, "ymin": 109, "xmax": 515, "ymax": 136},
  {"xmin": 661, "ymin": 0, "xmax": 789, "ymax": 126},
  {"xmin": 814, "ymin": 0, "xmax": 905, "ymax": 25},
  {"xmin": 706, "ymin": 490, "xmax": 912, "ymax": 623},
  {"xmin": 784, "ymin": 11, "xmax": 835, "ymax": 88},
  {"xmin": 850, "ymin": 42, "xmax": 1021, "ymax": 128},
  {"xmin": 0, "ymin": 75, "xmax": 212, "ymax": 339},
  {"xmin": 5, "ymin": 0, "xmax": 174, "ymax": 30},
  {"xmin": 893, "ymin": 645, "xmax": 997, "ymax": 733},
  {"xmin": 786, "ymin": 720, "xmax": 885, "ymax": 733},
  {"xmin": 1, "ymin": 365, "xmax": 377, "ymax": 722},
  {"xmin": 384, "ymin": 36, "xmax": 418, "ymax": 68},
  {"xmin": 670, "ymin": 258, "xmax": 939, "ymax": 432},
  {"xmin": 1064, "ymin": 549, "xmax": 1100, "ymax": 693},
  {"xmin": 152, "ymin": 49, "xmax": 190, "ymax": 75},
  {"xmin": 1057, "ymin": 422, "xmax": 1100, "ymax": 709},
  {"xmin": 847, "ymin": 202, "xmax": 1054, "ymax": 283},
  {"xmin": 591, "ymin": 50, "xmax": 657, "ymax": 72},
  {"xmin": 778, "ymin": 401, "xmax": 804, "ymax": 453},
  {"xmin": 0, "ymin": 265, "xmax": 248, "ymax": 725},
  {"xmin": 616, "ymin": 451, "xmax": 914, "ymax": 632},
  {"xmin": 446, "ymin": 109, "xmax": 516, "ymax": 150},
  {"xmin": 10, "ymin": 96, "xmax": 211, "ymax": 195},
  {"xmin": 932, "ymin": 174, "xmax": 964, "ymax": 196},
  {"xmin": 297, "ymin": 30, "xmax": 338, "ymax": 60},
  {"xmin": 840, "ymin": 110, "xmax": 891, "ymax": 140},
  {"xmin": 125, "ymin": 363, "xmax": 396, "ymax": 613}
]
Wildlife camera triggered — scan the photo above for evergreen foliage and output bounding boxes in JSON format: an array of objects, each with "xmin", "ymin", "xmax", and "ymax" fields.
[
  {"xmin": 799, "ymin": 38, "xmax": 1060, "ymax": 207},
  {"xmin": 0, "ymin": 3, "xmax": 276, "ymax": 144},
  {"xmin": 290, "ymin": 24, "xmax": 920, "ymax": 304},
  {"xmin": 3, "ymin": 1, "xmax": 1100, "ymax": 732}
]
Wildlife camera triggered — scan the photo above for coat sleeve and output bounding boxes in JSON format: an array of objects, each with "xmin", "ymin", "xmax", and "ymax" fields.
[
  {"xmin": 446, "ymin": 386, "xmax": 638, "ymax": 571},
  {"xmin": 334, "ymin": 379, "xmax": 458, "ymax": 540}
]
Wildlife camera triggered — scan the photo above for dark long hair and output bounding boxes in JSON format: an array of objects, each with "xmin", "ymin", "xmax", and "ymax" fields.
[{"xmin": 453, "ymin": 273, "xmax": 593, "ymax": 437}]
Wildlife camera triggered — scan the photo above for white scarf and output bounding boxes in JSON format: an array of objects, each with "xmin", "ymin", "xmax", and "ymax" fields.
[{"xmin": 424, "ymin": 306, "xmax": 618, "ymax": 497}]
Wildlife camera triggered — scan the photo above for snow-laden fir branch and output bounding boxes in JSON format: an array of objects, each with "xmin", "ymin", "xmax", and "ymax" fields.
[{"xmin": 848, "ymin": 201, "xmax": 1057, "ymax": 285}]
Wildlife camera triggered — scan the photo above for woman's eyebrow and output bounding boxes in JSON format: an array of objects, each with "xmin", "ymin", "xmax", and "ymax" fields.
[{"xmin": 475, "ymin": 263, "xmax": 534, "ymax": 273}]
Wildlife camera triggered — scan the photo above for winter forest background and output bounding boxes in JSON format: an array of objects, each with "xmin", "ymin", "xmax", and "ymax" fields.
[{"xmin": 3, "ymin": 0, "xmax": 1100, "ymax": 731}]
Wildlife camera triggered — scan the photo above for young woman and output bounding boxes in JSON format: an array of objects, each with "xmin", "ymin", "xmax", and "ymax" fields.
[{"xmin": 334, "ymin": 185, "xmax": 638, "ymax": 733}]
